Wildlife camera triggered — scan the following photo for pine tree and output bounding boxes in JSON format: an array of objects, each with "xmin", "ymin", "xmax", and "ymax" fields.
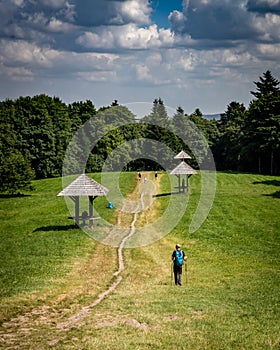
[{"xmin": 251, "ymin": 70, "xmax": 280, "ymax": 98}]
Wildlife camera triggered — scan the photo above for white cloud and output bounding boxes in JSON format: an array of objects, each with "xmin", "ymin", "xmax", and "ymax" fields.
[
  {"xmin": 145, "ymin": 52, "xmax": 162, "ymax": 66},
  {"xmin": 66, "ymin": 52, "xmax": 120, "ymax": 72},
  {"xmin": 256, "ymin": 43, "xmax": 280, "ymax": 63},
  {"xmin": 4, "ymin": 66, "xmax": 33, "ymax": 81},
  {"xmin": 76, "ymin": 70, "xmax": 117, "ymax": 82},
  {"xmin": 77, "ymin": 24, "xmax": 174, "ymax": 50},
  {"xmin": 47, "ymin": 17, "xmax": 75, "ymax": 33},
  {"xmin": 0, "ymin": 37, "xmax": 120, "ymax": 82},
  {"xmin": 179, "ymin": 53, "xmax": 196, "ymax": 71},
  {"xmin": 25, "ymin": 12, "xmax": 48, "ymax": 26},
  {"xmin": 135, "ymin": 64, "xmax": 150, "ymax": 80},
  {"xmin": 117, "ymin": 24, "xmax": 159, "ymax": 49},
  {"xmin": 11, "ymin": 0, "xmax": 24, "ymax": 7},
  {"xmin": 134, "ymin": 61, "xmax": 172, "ymax": 85},
  {"xmin": 170, "ymin": 0, "xmax": 257, "ymax": 41},
  {"xmin": 168, "ymin": 10, "xmax": 185, "ymax": 33},
  {"xmin": 74, "ymin": 0, "xmax": 151, "ymax": 27},
  {"xmin": 253, "ymin": 13, "xmax": 280, "ymax": 41},
  {"xmin": 0, "ymin": 40, "xmax": 52, "ymax": 67},
  {"xmin": 76, "ymin": 30, "xmax": 115, "ymax": 50},
  {"xmin": 38, "ymin": 0, "xmax": 69, "ymax": 9},
  {"xmin": 120, "ymin": 0, "xmax": 152, "ymax": 25},
  {"xmin": 0, "ymin": 0, "xmax": 279, "ymax": 114}
]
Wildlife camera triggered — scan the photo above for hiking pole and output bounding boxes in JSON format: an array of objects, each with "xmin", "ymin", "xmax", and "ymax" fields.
[
  {"xmin": 185, "ymin": 257, "xmax": 188, "ymax": 284},
  {"xmin": 170, "ymin": 262, "xmax": 173, "ymax": 286}
]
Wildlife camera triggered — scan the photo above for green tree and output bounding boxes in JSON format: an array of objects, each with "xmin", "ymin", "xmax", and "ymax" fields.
[
  {"xmin": 0, "ymin": 123, "xmax": 34, "ymax": 193},
  {"xmin": 240, "ymin": 96, "xmax": 280, "ymax": 174},
  {"xmin": 238, "ymin": 71, "xmax": 280, "ymax": 174},
  {"xmin": 140, "ymin": 98, "xmax": 174, "ymax": 170},
  {"xmin": 69, "ymin": 100, "xmax": 96, "ymax": 132},
  {"xmin": 48, "ymin": 97, "xmax": 72, "ymax": 176},
  {"xmin": 215, "ymin": 102, "xmax": 247, "ymax": 170},
  {"xmin": 251, "ymin": 70, "xmax": 280, "ymax": 99},
  {"xmin": 89, "ymin": 106, "xmax": 136, "ymax": 172}
]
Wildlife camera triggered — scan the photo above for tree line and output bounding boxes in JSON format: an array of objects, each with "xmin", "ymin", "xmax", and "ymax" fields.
[{"xmin": 0, "ymin": 71, "xmax": 279, "ymax": 193}]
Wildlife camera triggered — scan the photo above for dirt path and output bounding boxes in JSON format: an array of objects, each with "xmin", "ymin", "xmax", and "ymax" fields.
[
  {"xmin": 0, "ymin": 172, "xmax": 160, "ymax": 348},
  {"xmin": 57, "ymin": 172, "xmax": 157, "ymax": 330}
]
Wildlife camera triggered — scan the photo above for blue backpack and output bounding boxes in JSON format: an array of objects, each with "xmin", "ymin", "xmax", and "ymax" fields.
[{"xmin": 174, "ymin": 250, "xmax": 184, "ymax": 266}]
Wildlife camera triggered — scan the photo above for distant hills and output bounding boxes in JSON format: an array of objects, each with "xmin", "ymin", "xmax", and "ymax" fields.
[{"xmin": 203, "ymin": 113, "xmax": 221, "ymax": 120}]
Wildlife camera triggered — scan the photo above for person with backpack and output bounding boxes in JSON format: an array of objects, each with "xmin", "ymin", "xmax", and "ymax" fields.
[{"xmin": 172, "ymin": 244, "xmax": 186, "ymax": 285}]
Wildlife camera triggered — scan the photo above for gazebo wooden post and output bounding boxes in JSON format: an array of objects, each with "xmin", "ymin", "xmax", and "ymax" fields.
[
  {"xmin": 88, "ymin": 195, "xmax": 96, "ymax": 228},
  {"xmin": 182, "ymin": 178, "xmax": 185, "ymax": 193},
  {"xmin": 74, "ymin": 196, "xmax": 80, "ymax": 226},
  {"xmin": 70, "ymin": 196, "xmax": 80, "ymax": 226},
  {"xmin": 177, "ymin": 174, "xmax": 181, "ymax": 192}
]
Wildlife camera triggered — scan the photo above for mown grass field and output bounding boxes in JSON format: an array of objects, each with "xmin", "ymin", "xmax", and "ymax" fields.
[{"xmin": 0, "ymin": 171, "xmax": 279, "ymax": 349}]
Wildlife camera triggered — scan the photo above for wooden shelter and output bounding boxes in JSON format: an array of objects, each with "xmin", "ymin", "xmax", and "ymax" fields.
[
  {"xmin": 57, "ymin": 173, "xmax": 108, "ymax": 227},
  {"xmin": 174, "ymin": 150, "xmax": 192, "ymax": 160},
  {"xmin": 170, "ymin": 151, "xmax": 197, "ymax": 193}
]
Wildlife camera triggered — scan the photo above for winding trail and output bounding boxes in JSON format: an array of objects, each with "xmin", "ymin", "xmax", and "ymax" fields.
[
  {"xmin": 0, "ymin": 173, "xmax": 159, "ymax": 347},
  {"xmin": 56, "ymin": 174, "xmax": 155, "ymax": 330},
  {"xmin": 56, "ymin": 210, "xmax": 139, "ymax": 331}
]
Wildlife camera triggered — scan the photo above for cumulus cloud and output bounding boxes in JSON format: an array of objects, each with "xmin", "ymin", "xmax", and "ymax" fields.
[
  {"xmin": 247, "ymin": 0, "xmax": 280, "ymax": 15},
  {"xmin": 169, "ymin": 0, "xmax": 280, "ymax": 47},
  {"xmin": 119, "ymin": 0, "xmax": 152, "ymax": 24},
  {"xmin": 76, "ymin": 24, "xmax": 174, "ymax": 50},
  {"xmin": 38, "ymin": 0, "xmax": 69, "ymax": 9},
  {"xmin": 169, "ymin": 0, "xmax": 258, "ymax": 41},
  {"xmin": 0, "ymin": 0, "xmax": 279, "ymax": 113},
  {"xmin": 5, "ymin": 66, "xmax": 33, "ymax": 81},
  {"xmin": 256, "ymin": 42, "xmax": 280, "ymax": 58},
  {"xmin": 254, "ymin": 13, "xmax": 280, "ymax": 42},
  {"xmin": 76, "ymin": 70, "xmax": 117, "ymax": 82},
  {"xmin": 74, "ymin": 0, "xmax": 151, "ymax": 26},
  {"xmin": 0, "ymin": 39, "xmax": 53, "ymax": 68},
  {"xmin": 10, "ymin": 0, "xmax": 24, "ymax": 7}
]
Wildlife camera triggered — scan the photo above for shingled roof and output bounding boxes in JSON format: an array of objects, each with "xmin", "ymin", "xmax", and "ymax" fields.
[
  {"xmin": 57, "ymin": 173, "xmax": 108, "ymax": 197},
  {"xmin": 174, "ymin": 150, "xmax": 192, "ymax": 159},
  {"xmin": 170, "ymin": 161, "xmax": 197, "ymax": 175}
]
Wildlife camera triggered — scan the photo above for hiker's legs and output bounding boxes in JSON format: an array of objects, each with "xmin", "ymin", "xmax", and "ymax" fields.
[
  {"xmin": 173, "ymin": 265, "xmax": 178, "ymax": 285},
  {"xmin": 178, "ymin": 266, "xmax": 182, "ymax": 285},
  {"xmin": 173, "ymin": 265, "xmax": 182, "ymax": 285}
]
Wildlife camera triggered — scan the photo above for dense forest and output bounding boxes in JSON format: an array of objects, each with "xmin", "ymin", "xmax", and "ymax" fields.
[{"xmin": 0, "ymin": 71, "xmax": 279, "ymax": 193}]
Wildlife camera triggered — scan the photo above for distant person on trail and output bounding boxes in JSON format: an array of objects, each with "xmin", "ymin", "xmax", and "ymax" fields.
[
  {"xmin": 155, "ymin": 171, "xmax": 158, "ymax": 180},
  {"xmin": 138, "ymin": 172, "xmax": 141, "ymax": 180},
  {"xmin": 172, "ymin": 244, "xmax": 186, "ymax": 286}
]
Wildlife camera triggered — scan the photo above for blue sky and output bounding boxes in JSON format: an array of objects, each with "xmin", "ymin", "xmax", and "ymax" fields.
[
  {"xmin": 150, "ymin": 0, "xmax": 183, "ymax": 27},
  {"xmin": 0, "ymin": 0, "xmax": 279, "ymax": 114}
]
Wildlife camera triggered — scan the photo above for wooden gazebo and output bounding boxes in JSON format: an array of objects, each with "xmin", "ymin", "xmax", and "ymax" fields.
[
  {"xmin": 174, "ymin": 150, "xmax": 192, "ymax": 160},
  {"xmin": 57, "ymin": 173, "xmax": 108, "ymax": 227},
  {"xmin": 170, "ymin": 151, "xmax": 197, "ymax": 193}
]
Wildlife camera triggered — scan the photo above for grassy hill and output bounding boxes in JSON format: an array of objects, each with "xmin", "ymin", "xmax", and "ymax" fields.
[{"xmin": 0, "ymin": 171, "xmax": 279, "ymax": 349}]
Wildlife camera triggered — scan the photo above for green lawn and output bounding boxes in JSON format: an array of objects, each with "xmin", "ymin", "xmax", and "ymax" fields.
[{"xmin": 0, "ymin": 171, "xmax": 279, "ymax": 349}]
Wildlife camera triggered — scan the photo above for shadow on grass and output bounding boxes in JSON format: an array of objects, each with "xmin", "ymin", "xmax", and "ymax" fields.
[
  {"xmin": 33, "ymin": 224, "xmax": 78, "ymax": 232},
  {"xmin": 153, "ymin": 191, "xmax": 186, "ymax": 197},
  {"xmin": 0, "ymin": 193, "xmax": 31, "ymax": 198},
  {"xmin": 264, "ymin": 191, "xmax": 280, "ymax": 199},
  {"xmin": 253, "ymin": 180, "xmax": 280, "ymax": 186}
]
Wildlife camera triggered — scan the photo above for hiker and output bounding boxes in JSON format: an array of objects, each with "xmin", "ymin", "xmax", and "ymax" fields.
[
  {"xmin": 138, "ymin": 172, "xmax": 141, "ymax": 180},
  {"xmin": 155, "ymin": 171, "xmax": 158, "ymax": 180},
  {"xmin": 172, "ymin": 244, "xmax": 186, "ymax": 285}
]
